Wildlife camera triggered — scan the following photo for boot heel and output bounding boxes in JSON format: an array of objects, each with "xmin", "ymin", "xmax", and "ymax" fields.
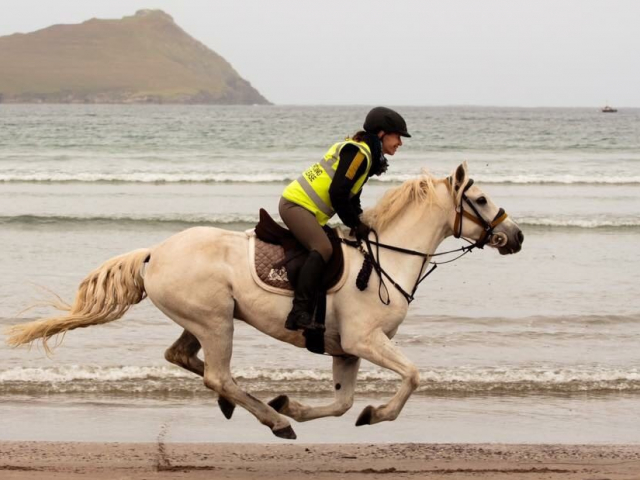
[
  {"xmin": 284, "ymin": 314, "xmax": 299, "ymax": 331},
  {"xmin": 285, "ymin": 311, "xmax": 313, "ymax": 331}
]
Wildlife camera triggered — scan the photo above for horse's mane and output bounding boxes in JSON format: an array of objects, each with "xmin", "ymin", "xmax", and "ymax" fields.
[{"xmin": 363, "ymin": 171, "xmax": 444, "ymax": 232}]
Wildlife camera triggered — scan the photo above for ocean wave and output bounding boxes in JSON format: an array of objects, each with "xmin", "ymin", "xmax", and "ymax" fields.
[
  {"xmin": 405, "ymin": 313, "xmax": 640, "ymax": 327},
  {"xmin": 1, "ymin": 172, "xmax": 640, "ymax": 185},
  {"xmin": 0, "ymin": 213, "xmax": 259, "ymax": 228},
  {"xmin": 518, "ymin": 217, "xmax": 640, "ymax": 229},
  {"xmin": 2, "ymin": 214, "xmax": 640, "ymax": 230},
  {"xmin": 4, "ymin": 313, "xmax": 638, "ymax": 328},
  {"xmin": 0, "ymin": 172, "xmax": 297, "ymax": 184},
  {"xmin": 1, "ymin": 365, "xmax": 639, "ymax": 397}
]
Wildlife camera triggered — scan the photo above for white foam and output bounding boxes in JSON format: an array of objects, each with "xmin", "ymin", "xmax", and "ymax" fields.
[
  {"xmin": 519, "ymin": 217, "xmax": 640, "ymax": 228},
  {"xmin": 3, "ymin": 213, "xmax": 639, "ymax": 229},
  {"xmin": 2, "ymin": 365, "xmax": 639, "ymax": 394},
  {"xmin": 1, "ymin": 171, "xmax": 639, "ymax": 185}
]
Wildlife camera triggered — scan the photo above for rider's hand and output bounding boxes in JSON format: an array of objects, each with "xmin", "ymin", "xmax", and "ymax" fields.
[{"xmin": 354, "ymin": 221, "xmax": 371, "ymax": 240}]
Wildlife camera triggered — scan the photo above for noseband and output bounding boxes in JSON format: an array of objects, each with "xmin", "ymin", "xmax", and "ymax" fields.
[{"xmin": 450, "ymin": 178, "xmax": 509, "ymax": 248}]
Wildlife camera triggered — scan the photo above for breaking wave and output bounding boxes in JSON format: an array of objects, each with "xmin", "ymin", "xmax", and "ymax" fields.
[
  {"xmin": 2, "ymin": 213, "xmax": 640, "ymax": 230},
  {"xmin": 2, "ymin": 365, "xmax": 639, "ymax": 398},
  {"xmin": 0, "ymin": 213, "xmax": 259, "ymax": 228},
  {"xmin": 1, "ymin": 172, "xmax": 640, "ymax": 185}
]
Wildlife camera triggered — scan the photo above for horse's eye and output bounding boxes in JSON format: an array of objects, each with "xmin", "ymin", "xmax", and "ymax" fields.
[{"xmin": 476, "ymin": 196, "xmax": 487, "ymax": 205}]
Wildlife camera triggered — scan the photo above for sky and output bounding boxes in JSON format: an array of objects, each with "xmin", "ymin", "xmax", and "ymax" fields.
[{"xmin": 1, "ymin": 0, "xmax": 639, "ymax": 107}]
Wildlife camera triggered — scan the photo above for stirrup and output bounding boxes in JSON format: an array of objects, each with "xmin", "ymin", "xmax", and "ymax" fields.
[{"xmin": 303, "ymin": 321, "xmax": 325, "ymax": 334}]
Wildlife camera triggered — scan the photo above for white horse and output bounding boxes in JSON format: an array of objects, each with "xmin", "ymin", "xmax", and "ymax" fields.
[{"xmin": 7, "ymin": 162, "xmax": 523, "ymax": 439}]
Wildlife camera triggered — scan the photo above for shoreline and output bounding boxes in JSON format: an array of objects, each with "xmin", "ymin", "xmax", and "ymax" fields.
[{"xmin": 1, "ymin": 442, "xmax": 640, "ymax": 479}]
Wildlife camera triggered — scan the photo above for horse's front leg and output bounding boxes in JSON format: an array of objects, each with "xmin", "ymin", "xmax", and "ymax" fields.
[
  {"xmin": 342, "ymin": 329, "xmax": 419, "ymax": 426},
  {"xmin": 268, "ymin": 355, "xmax": 360, "ymax": 422}
]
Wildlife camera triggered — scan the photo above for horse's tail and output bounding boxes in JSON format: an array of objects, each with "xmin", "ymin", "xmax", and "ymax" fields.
[{"xmin": 6, "ymin": 248, "xmax": 151, "ymax": 352}]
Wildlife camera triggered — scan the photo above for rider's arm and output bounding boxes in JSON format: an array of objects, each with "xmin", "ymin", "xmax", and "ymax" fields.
[
  {"xmin": 350, "ymin": 191, "xmax": 363, "ymax": 217},
  {"xmin": 329, "ymin": 144, "xmax": 368, "ymax": 229}
]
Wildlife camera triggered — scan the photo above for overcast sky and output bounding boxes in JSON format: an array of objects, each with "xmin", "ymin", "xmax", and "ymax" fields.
[{"xmin": 2, "ymin": 0, "xmax": 639, "ymax": 106}]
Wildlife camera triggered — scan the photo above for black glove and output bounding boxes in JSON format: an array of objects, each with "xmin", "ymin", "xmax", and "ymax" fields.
[{"xmin": 354, "ymin": 221, "xmax": 371, "ymax": 240}]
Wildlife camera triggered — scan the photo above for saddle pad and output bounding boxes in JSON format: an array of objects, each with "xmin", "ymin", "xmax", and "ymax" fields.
[{"xmin": 246, "ymin": 229, "xmax": 349, "ymax": 297}]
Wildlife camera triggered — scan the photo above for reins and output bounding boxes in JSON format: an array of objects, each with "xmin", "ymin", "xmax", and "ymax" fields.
[
  {"xmin": 342, "ymin": 177, "xmax": 509, "ymax": 305},
  {"xmin": 342, "ymin": 230, "xmax": 439, "ymax": 305}
]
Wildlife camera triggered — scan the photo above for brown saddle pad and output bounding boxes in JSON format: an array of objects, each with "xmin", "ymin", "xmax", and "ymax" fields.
[
  {"xmin": 254, "ymin": 239, "xmax": 293, "ymax": 290},
  {"xmin": 254, "ymin": 209, "xmax": 344, "ymax": 291}
]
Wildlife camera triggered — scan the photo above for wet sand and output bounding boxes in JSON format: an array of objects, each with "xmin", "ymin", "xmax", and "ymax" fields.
[{"xmin": 1, "ymin": 442, "xmax": 640, "ymax": 479}]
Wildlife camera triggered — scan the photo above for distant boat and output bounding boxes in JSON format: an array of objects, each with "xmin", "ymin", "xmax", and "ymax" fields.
[{"xmin": 602, "ymin": 105, "xmax": 618, "ymax": 113}]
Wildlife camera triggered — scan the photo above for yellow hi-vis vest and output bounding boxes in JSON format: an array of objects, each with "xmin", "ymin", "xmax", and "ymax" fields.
[{"xmin": 282, "ymin": 140, "xmax": 372, "ymax": 225}]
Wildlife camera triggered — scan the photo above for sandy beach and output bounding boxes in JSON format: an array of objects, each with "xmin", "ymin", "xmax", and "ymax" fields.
[{"xmin": 1, "ymin": 442, "xmax": 640, "ymax": 479}]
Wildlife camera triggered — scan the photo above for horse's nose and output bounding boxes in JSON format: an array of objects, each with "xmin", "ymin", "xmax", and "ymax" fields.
[{"xmin": 517, "ymin": 230, "xmax": 524, "ymax": 245}]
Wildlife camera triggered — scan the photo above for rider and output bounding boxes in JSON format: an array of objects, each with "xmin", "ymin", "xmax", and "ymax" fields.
[{"xmin": 279, "ymin": 107, "xmax": 411, "ymax": 333}]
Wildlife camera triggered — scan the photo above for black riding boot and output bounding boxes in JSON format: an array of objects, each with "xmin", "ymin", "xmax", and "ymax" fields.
[{"xmin": 285, "ymin": 250, "xmax": 326, "ymax": 333}]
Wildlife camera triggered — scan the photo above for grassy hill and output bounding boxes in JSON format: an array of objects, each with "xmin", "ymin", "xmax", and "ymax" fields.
[{"xmin": 0, "ymin": 10, "xmax": 270, "ymax": 104}]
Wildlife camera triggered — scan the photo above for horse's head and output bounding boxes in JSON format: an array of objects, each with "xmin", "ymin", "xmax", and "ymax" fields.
[{"xmin": 449, "ymin": 162, "xmax": 523, "ymax": 254}]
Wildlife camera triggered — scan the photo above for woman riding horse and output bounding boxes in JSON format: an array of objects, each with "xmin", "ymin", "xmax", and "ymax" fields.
[
  {"xmin": 280, "ymin": 107, "xmax": 411, "ymax": 333},
  {"xmin": 7, "ymin": 161, "xmax": 524, "ymax": 440}
]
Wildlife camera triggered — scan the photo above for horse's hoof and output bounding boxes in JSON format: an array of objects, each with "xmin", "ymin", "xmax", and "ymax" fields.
[
  {"xmin": 268, "ymin": 395, "xmax": 289, "ymax": 413},
  {"xmin": 218, "ymin": 396, "xmax": 236, "ymax": 419},
  {"xmin": 273, "ymin": 425, "xmax": 297, "ymax": 440},
  {"xmin": 355, "ymin": 405, "xmax": 374, "ymax": 426}
]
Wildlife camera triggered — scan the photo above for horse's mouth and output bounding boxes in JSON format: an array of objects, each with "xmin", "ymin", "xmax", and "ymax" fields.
[{"xmin": 498, "ymin": 245, "xmax": 522, "ymax": 255}]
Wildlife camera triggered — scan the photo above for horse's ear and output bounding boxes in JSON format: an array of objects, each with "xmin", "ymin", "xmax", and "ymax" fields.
[{"xmin": 452, "ymin": 162, "xmax": 470, "ymax": 204}]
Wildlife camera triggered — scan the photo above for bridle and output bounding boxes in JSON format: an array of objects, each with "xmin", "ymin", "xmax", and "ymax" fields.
[
  {"xmin": 450, "ymin": 177, "xmax": 509, "ymax": 248},
  {"xmin": 343, "ymin": 177, "xmax": 509, "ymax": 305}
]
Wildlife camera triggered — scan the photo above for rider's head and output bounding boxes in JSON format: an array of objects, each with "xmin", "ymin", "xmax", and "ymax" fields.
[{"xmin": 363, "ymin": 107, "xmax": 410, "ymax": 156}]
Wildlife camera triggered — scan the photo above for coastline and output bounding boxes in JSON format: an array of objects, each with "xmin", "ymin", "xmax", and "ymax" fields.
[{"xmin": 1, "ymin": 442, "xmax": 639, "ymax": 479}]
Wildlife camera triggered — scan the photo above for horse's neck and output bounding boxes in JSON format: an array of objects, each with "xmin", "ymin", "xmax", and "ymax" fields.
[{"xmin": 374, "ymin": 184, "xmax": 452, "ymax": 291}]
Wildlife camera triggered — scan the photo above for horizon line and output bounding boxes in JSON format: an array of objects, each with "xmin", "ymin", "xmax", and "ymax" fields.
[{"xmin": 0, "ymin": 103, "xmax": 637, "ymax": 109}]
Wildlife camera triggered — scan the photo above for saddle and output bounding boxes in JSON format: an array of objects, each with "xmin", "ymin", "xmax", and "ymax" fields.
[
  {"xmin": 249, "ymin": 209, "xmax": 347, "ymax": 294},
  {"xmin": 247, "ymin": 209, "xmax": 349, "ymax": 356}
]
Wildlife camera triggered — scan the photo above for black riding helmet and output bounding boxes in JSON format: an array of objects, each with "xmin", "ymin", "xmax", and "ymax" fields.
[{"xmin": 363, "ymin": 107, "xmax": 411, "ymax": 138}]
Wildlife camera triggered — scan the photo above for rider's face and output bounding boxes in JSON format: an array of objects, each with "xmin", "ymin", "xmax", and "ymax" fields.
[{"xmin": 379, "ymin": 132, "xmax": 403, "ymax": 156}]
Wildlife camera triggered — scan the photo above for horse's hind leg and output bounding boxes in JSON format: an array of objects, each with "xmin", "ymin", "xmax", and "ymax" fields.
[
  {"xmin": 269, "ymin": 355, "xmax": 360, "ymax": 422},
  {"xmin": 165, "ymin": 329, "xmax": 204, "ymax": 375},
  {"xmin": 198, "ymin": 308, "xmax": 297, "ymax": 439},
  {"xmin": 164, "ymin": 328, "xmax": 236, "ymax": 419}
]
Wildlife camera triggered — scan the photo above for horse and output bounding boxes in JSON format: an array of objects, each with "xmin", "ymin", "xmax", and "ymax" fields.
[{"xmin": 6, "ymin": 162, "xmax": 523, "ymax": 440}]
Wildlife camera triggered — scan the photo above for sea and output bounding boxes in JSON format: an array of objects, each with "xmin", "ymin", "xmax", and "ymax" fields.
[{"xmin": 1, "ymin": 105, "xmax": 639, "ymax": 444}]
